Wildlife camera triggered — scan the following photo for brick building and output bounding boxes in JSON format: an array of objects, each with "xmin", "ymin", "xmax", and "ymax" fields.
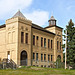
[{"xmin": 0, "ymin": 10, "xmax": 63, "ymax": 67}]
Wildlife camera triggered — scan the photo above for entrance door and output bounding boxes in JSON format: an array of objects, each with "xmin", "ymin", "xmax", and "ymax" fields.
[
  {"xmin": 7, "ymin": 51, "xmax": 10, "ymax": 63},
  {"xmin": 20, "ymin": 51, "xmax": 27, "ymax": 66}
]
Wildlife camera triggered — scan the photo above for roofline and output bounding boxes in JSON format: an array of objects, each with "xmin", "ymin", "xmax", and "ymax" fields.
[
  {"xmin": 44, "ymin": 25, "xmax": 63, "ymax": 29},
  {"xmin": 0, "ymin": 24, "xmax": 6, "ymax": 28},
  {"xmin": 0, "ymin": 23, "xmax": 56, "ymax": 35},
  {"xmin": 32, "ymin": 23, "xmax": 55, "ymax": 35}
]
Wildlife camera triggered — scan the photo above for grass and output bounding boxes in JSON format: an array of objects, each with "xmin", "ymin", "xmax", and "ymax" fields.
[{"xmin": 0, "ymin": 66, "xmax": 75, "ymax": 75}]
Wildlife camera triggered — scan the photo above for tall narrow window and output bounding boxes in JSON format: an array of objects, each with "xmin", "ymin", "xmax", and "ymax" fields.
[
  {"xmin": 33, "ymin": 53, "xmax": 35, "ymax": 60},
  {"xmin": 48, "ymin": 39, "xmax": 50, "ymax": 48},
  {"xmin": 36, "ymin": 36, "xmax": 39, "ymax": 46},
  {"xmin": 44, "ymin": 38, "xmax": 46, "ymax": 47},
  {"xmin": 26, "ymin": 33, "xmax": 28, "ymax": 44},
  {"xmin": 36, "ymin": 53, "xmax": 38, "ymax": 60},
  {"xmin": 41, "ymin": 37, "xmax": 43, "ymax": 47},
  {"xmin": 60, "ymin": 42, "xmax": 61, "ymax": 50},
  {"xmin": 7, "ymin": 51, "xmax": 10, "ymax": 60},
  {"xmin": 33, "ymin": 35, "xmax": 35, "ymax": 45},
  {"xmin": 51, "ymin": 40, "xmax": 53, "ymax": 49},
  {"xmin": 48, "ymin": 55, "xmax": 50, "ymax": 61},
  {"xmin": 44, "ymin": 54, "xmax": 46, "ymax": 61},
  {"xmin": 51, "ymin": 55, "xmax": 52, "ymax": 61},
  {"xmin": 41, "ymin": 54, "xmax": 43, "ymax": 61},
  {"xmin": 21, "ymin": 32, "xmax": 24, "ymax": 43},
  {"xmin": 36, "ymin": 36, "xmax": 38, "ymax": 40},
  {"xmin": 57, "ymin": 41, "xmax": 59, "ymax": 49}
]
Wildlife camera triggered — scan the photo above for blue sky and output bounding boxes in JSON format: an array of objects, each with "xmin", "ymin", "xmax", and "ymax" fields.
[{"xmin": 0, "ymin": 0, "xmax": 75, "ymax": 29}]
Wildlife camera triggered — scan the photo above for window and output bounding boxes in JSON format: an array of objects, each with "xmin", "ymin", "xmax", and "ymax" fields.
[
  {"xmin": 48, "ymin": 39, "xmax": 50, "ymax": 48},
  {"xmin": 33, "ymin": 53, "xmax": 35, "ymax": 60},
  {"xmin": 41, "ymin": 54, "xmax": 43, "ymax": 61},
  {"xmin": 51, "ymin": 55, "xmax": 52, "ymax": 61},
  {"xmin": 44, "ymin": 54, "xmax": 46, "ymax": 61},
  {"xmin": 50, "ymin": 21, "xmax": 55, "ymax": 25},
  {"xmin": 60, "ymin": 42, "xmax": 61, "ymax": 50},
  {"xmin": 26, "ymin": 33, "xmax": 28, "ymax": 44},
  {"xmin": 21, "ymin": 32, "xmax": 24, "ymax": 43},
  {"xmin": 36, "ymin": 53, "xmax": 38, "ymax": 60},
  {"xmin": 51, "ymin": 40, "xmax": 53, "ymax": 49},
  {"xmin": 7, "ymin": 51, "xmax": 10, "ymax": 60},
  {"xmin": 57, "ymin": 41, "xmax": 59, "ymax": 49},
  {"xmin": 41, "ymin": 65, "xmax": 43, "ymax": 67},
  {"xmin": 48, "ymin": 55, "xmax": 50, "ymax": 61},
  {"xmin": 36, "ymin": 36, "xmax": 39, "ymax": 40},
  {"xmin": 41, "ymin": 37, "xmax": 43, "ymax": 47},
  {"xmin": 44, "ymin": 38, "xmax": 46, "ymax": 47},
  {"xmin": 36, "ymin": 36, "xmax": 39, "ymax": 46},
  {"xmin": 33, "ymin": 35, "xmax": 35, "ymax": 45},
  {"xmin": 44, "ymin": 65, "xmax": 46, "ymax": 67}
]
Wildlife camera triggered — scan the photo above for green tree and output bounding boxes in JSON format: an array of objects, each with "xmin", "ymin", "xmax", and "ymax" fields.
[{"xmin": 63, "ymin": 19, "xmax": 75, "ymax": 68}]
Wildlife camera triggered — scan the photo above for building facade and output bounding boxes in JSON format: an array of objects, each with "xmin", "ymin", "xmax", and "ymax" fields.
[{"xmin": 0, "ymin": 11, "xmax": 63, "ymax": 67}]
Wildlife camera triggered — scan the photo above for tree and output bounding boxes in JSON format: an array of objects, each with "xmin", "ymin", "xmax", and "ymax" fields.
[{"xmin": 63, "ymin": 19, "xmax": 75, "ymax": 68}]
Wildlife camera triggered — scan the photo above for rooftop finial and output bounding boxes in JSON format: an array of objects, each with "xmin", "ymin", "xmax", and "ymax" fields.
[
  {"xmin": 18, "ymin": 9, "xmax": 20, "ymax": 11},
  {"xmin": 51, "ymin": 11, "xmax": 53, "ymax": 16}
]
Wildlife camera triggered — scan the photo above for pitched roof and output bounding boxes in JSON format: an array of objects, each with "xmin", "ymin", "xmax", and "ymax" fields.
[
  {"xmin": 0, "ymin": 24, "xmax": 6, "ymax": 28},
  {"xmin": 12, "ymin": 10, "xmax": 26, "ymax": 19},
  {"xmin": 0, "ymin": 23, "xmax": 55, "ymax": 35},
  {"xmin": 49, "ymin": 16, "xmax": 56, "ymax": 21},
  {"xmin": 44, "ymin": 25, "xmax": 63, "ymax": 29},
  {"xmin": 32, "ymin": 23, "xmax": 55, "ymax": 35}
]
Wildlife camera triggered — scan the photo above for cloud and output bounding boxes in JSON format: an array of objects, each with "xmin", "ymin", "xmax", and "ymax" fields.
[
  {"xmin": 0, "ymin": 0, "xmax": 32, "ymax": 19},
  {"xmin": 0, "ymin": 0, "xmax": 49, "ymax": 26},
  {"xmin": 66, "ymin": 5, "xmax": 75, "ymax": 11},
  {"xmin": 24, "ymin": 10, "xmax": 49, "ymax": 26}
]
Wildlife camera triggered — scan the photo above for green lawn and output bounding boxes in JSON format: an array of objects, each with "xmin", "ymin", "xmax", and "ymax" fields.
[{"xmin": 0, "ymin": 66, "xmax": 75, "ymax": 75}]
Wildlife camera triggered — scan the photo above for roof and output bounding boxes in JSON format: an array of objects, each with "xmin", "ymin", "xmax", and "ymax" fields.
[
  {"xmin": 12, "ymin": 10, "xmax": 26, "ymax": 19},
  {"xmin": 44, "ymin": 25, "xmax": 63, "ymax": 29},
  {"xmin": 0, "ymin": 24, "xmax": 6, "ymax": 28},
  {"xmin": 0, "ymin": 23, "xmax": 55, "ymax": 35},
  {"xmin": 50, "ymin": 16, "xmax": 55, "ymax": 20},
  {"xmin": 48, "ymin": 16, "xmax": 56, "ymax": 21},
  {"xmin": 32, "ymin": 23, "xmax": 55, "ymax": 35}
]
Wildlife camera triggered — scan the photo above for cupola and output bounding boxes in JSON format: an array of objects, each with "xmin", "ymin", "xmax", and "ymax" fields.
[{"xmin": 48, "ymin": 16, "xmax": 56, "ymax": 26}]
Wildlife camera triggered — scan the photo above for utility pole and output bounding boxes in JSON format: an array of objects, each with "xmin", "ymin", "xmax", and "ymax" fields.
[{"xmin": 65, "ymin": 26, "xmax": 67, "ymax": 69}]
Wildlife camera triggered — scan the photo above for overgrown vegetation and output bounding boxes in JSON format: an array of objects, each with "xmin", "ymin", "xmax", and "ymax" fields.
[{"xmin": 0, "ymin": 66, "xmax": 75, "ymax": 75}]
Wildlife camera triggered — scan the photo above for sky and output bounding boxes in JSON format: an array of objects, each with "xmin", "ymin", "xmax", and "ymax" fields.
[{"xmin": 0, "ymin": 0, "xmax": 75, "ymax": 29}]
